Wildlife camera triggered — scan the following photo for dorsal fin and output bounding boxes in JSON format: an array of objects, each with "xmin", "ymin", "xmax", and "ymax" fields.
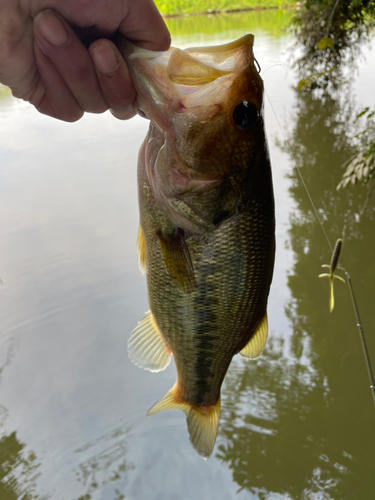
[
  {"xmin": 128, "ymin": 312, "xmax": 171, "ymax": 372},
  {"xmin": 240, "ymin": 313, "xmax": 268, "ymax": 359}
]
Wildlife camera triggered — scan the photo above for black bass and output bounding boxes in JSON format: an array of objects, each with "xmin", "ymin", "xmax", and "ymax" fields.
[{"xmin": 119, "ymin": 35, "xmax": 275, "ymax": 458}]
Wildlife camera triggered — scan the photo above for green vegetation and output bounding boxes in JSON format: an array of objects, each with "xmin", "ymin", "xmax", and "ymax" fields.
[
  {"xmin": 291, "ymin": 1, "xmax": 375, "ymax": 194},
  {"xmin": 291, "ymin": 0, "xmax": 375, "ymax": 91},
  {"xmin": 165, "ymin": 8, "xmax": 294, "ymax": 38},
  {"xmin": 337, "ymin": 108, "xmax": 375, "ymax": 190},
  {"xmin": 155, "ymin": 0, "xmax": 296, "ymax": 16},
  {"xmin": 0, "ymin": 85, "xmax": 11, "ymax": 100}
]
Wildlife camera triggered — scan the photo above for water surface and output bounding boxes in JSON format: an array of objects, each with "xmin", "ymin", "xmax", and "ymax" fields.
[{"xmin": 0, "ymin": 9, "xmax": 374, "ymax": 500}]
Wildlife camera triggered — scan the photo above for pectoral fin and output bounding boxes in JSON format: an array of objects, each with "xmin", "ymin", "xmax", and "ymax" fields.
[
  {"xmin": 128, "ymin": 311, "xmax": 171, "ymax": 372},
  {"xmin": 137, "ymin": 225, "xmax": 146, "ymax": 274},
  {"xmin": 240, "ymin": 313, "xmax": 268, "ymax": 359},
  {"xmin": 147, "ymin": 384, "xmax": 220, "ymax": 459},
  {"xmin": 157, "ymin": 230, "xmax": 196, "ymax": 292}
]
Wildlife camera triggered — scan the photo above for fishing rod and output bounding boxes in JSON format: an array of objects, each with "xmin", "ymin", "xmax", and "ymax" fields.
[
  {"xmin": 319, "ymin": 239, "xmax": 375, "ymax": 405},
  {"xmin": 345, "ymin": 270, "xmax": 375, "ymax": 406},
  {"xmin": 264, "ymin": 84, "xmax": 375, "ymax": 407}
]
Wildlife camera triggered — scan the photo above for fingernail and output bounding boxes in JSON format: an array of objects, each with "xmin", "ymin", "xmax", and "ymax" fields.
[
  {"xmin": 91, "ymin": 45, "xmax": 119, "ymax": 75},
  {"xmin": 35, "ymin": 11, "xmax": 68, "ymax": 46}
]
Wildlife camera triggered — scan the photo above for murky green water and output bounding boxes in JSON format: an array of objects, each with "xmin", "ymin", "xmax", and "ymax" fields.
[{"xmin": 0, "ymin": 9, "xmax": 374, "ymax": 500}]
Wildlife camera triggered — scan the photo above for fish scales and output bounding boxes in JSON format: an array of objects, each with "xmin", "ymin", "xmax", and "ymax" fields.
[
  {"xmin": 121, "ymin": 34, "xmax": 275, "ymax": 458},
  {"xmin": 141, "ymin": 177, "xmax": 273, "ymax": 405}
]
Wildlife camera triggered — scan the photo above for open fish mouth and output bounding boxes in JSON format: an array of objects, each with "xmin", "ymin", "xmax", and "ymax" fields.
[{"xmin": 119, "ymin": 34, "xmax": 257, "ymax": 124}]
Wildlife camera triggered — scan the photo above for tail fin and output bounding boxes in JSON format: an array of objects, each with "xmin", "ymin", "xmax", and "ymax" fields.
[{"xmin": 147, "ymin": 384, "xmax": 221, "ymax": 459}]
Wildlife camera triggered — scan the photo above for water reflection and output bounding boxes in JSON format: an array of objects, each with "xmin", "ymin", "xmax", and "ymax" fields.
[
  {"xmin": 0, "ymin": 432, "xmax": 45, "ymax": 500},
  {"xmin": 0, "ymin": 343, "xmax": 45, "ymax": 500},
  {"xmin": 216, "ymin": 62, "xmax": 375, "ymax": 499},
  {"xmin": 218, "ymin": 350, "xmax": 340, "ymax": 499},
  {"xmin": 74, "ymin": 424, "xmax": 134, "ymax": 500},
  {"xmin": 284, "ymin": 86, "xmax": 372, "ymax": 241},
  {"xmin": 282, "ymin": 84, "xmax": 375, "ymax": 497},
  {"xmin": 291, "ymin": 2, "xmax": 375, "ymax": 91}
]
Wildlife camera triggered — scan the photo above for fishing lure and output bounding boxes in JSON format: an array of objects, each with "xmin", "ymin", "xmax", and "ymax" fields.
[{"xmin": 319, "ymin": 238, "xmax": 345, "ymax": 312}]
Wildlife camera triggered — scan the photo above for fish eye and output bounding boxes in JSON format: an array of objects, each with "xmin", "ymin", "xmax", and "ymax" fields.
[{"xmin": 232, "ymin": 101, "xmax": 258, "ymax": 130}]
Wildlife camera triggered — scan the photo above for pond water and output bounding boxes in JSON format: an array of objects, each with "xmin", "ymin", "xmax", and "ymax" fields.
[{"xmin": 0, "ymin": 9, "xmax": 375, "ymax": 500}]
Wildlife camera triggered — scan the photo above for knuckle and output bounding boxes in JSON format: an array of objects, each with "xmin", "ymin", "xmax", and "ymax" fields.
[
  {"xmin": 110, "ymin": 107, "xmax": 136, "ymax": 120},
  {"xmin": 62, "ymin": 108, "xmax": 84, "ymax": 122},
  {"xmin": 86, "ymin": 102, "xmax": 108, "ymax": 114},
  {"xmin": 161, "ymin": 31, "xmax": 172, "ymax": 50}
]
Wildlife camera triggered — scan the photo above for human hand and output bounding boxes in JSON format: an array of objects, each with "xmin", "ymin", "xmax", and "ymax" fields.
[{"xmin": 0, "ymin": 0, "xmax": 170, "ymax": 121}]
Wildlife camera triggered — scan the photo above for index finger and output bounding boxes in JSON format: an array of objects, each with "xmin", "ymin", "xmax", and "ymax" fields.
[{"xmin": 119, "ymin": 0, "xmax": 171, "ymax": 51}]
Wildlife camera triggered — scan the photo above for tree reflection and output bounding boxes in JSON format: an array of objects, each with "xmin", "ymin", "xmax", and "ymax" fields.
[
  {"xmin": 0, "ymin": 344, "xmax": 46, "ymax": 500},
  {"xmin": 217, "ymin": 84, "xmax": 375, "ymax": 497},
  {"xmin": 285, "ymin": 87, "xmax": 375, "ymax": 241},
  {"xmin": 291, "ymin": 1, "xmax": 375, "ymax": 91},
  {"xmin": 218, "ymin": 350, "xmax": 339, "ymax": 499},
  {"xmin": 0, "ymin": 432, "xmax": 45, "ymax": 500},
  {"xmin": 74, "ymin": 424, "xmax": 134, "ymax": 500}
]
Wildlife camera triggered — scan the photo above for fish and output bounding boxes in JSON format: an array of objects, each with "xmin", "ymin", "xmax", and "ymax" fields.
[{"xmin": 118, "ymin": 34, "xmax": 275, "ymax": 458}]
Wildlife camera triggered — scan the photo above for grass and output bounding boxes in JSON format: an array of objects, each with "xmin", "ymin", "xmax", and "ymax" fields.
[
  {"xmin": 164, "ymin": 9, "xmax": 294, "ymax": 38},
  {"xmin": 0, "ymin": 84, "xmax": 12, "ymax": 100},
  {"xmin": 155, "ymin": 0, "xmax": 296, "ymax": 16}
]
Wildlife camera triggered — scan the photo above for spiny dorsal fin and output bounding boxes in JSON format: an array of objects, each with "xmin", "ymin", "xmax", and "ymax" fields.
[
  {"xmin": 128, "ymin": 312, "xmax": 171, "ymax": 372},
  {"xmin": 157, "ymin": 230, "xmax": 196, "ymax": 293},
  {"xmin": 240, "ymin": 313, "xmax": 268, "ymax": 359},
  {"xmin": 137, "ymin": 225, "xmax": 146, "ymax": 274},
  {"xmin": 147, "ymin": 384, "xmax": 221, "ymax": 459}
]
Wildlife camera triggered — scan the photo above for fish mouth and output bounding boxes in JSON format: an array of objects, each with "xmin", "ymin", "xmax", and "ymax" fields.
[{"xmin": 118, "ymin": 34, "xmax": 256, "ymax": 119}]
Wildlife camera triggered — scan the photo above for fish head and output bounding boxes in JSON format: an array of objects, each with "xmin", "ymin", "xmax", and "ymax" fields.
[{"xmin": 119, "ymin": 35, "xmax": 266, "ymax": 229}]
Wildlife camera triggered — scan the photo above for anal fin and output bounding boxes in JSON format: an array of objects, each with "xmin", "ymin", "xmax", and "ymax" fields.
[
  {"xmin": 240, "ymin": 313, "xmax": 268, "ymax": 359},
  {"xmin": 147, "ymin": 384, "xmax": 220, "ymax": 459},
  {"xmin": 128, "ymin": 311, "xmax": 171, "ymax": 372}
]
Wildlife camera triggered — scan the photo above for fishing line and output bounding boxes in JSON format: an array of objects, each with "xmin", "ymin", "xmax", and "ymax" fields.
[
  {"xmin": 264, "ymin": 87, "xmax": 333, "ymax": 252},
  {"xmin": 264, "ymin": 71, "xmax": 375, "ymax": 406}
]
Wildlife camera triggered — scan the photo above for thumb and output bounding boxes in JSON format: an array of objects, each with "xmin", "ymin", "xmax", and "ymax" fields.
[{"xmin": 118, "ymin": 0, "xmax": 171, "ymax": 51}]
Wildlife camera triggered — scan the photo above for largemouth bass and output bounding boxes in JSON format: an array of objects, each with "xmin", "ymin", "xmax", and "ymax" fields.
[{"xmin": 119, "ymin": 35, "xmax": 275, "ymax": 458}]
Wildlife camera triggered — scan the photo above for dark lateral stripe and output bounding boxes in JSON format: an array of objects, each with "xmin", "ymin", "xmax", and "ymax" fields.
[{"xmin": 194, "ymin": 260, "xmax": 217, "ymax": 404}]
